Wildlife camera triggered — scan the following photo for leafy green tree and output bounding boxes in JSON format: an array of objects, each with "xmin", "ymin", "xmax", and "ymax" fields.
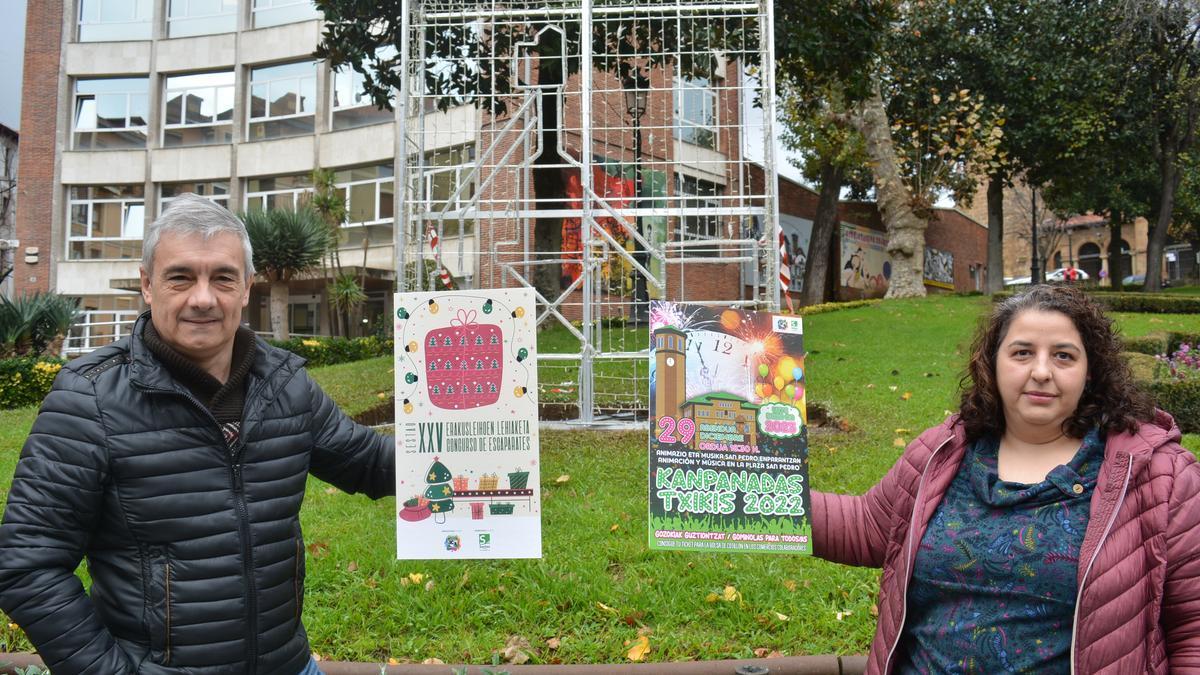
[{"xmin": 242, "ymin": 208, "xmax": 330, "ymax": 341}]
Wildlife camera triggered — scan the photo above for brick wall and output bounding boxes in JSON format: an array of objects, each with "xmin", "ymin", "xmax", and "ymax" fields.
[{"xmin": 13, "ymin": 0, "xmax": 62, "ymax": 296}]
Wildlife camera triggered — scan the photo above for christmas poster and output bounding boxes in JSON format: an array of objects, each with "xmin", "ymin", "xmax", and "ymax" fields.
[
  {"xmin": 393, "ymin": 289, "xmax": 541, "ymax": 559},
  {"xmin": 648, "ymin": 302, "xmax": 811, "ymax": 554}
]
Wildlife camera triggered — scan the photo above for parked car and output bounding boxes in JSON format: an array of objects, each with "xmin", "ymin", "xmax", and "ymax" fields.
[
  {"xmin": 1045, "ymin": 267, "xmax": 1090, "ymax": 282},
  {"xmin": 1121, "ymin": 274, "xmax": 1170, "ymax": 288}
]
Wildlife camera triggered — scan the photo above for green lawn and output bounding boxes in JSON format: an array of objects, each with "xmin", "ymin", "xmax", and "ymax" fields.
[{"xmin": 1, "ymin": 296, "xmax": 1198, "ymax": 665}]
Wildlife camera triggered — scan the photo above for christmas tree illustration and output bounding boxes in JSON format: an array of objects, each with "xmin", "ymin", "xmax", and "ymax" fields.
[{"xmin": 424, "ymin": 457, "xmax": 455, "ymax": 523}]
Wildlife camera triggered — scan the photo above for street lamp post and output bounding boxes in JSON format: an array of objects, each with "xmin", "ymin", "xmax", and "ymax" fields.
[
  {"xmin": 623, "ymin": 66, "xmax": 650, "ymax": 324},
  {"xmin": 1030, "ymin": 188, "xmax": 1042, "ymax": 284}
]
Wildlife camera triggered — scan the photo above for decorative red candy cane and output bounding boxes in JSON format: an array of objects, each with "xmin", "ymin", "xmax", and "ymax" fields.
[
  {"xmin": 427, "ymin": 226, "xmax": 455, "ymax": 289},
  {"xmin": 778, "ymin": 229, "xmax": 794, "ymax": 312}
]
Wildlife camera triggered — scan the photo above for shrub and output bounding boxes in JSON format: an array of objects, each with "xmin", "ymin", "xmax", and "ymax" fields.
[
  {"xmin": 993, "ymin": 291, "xmax": 1200, "ymax": 314},
  {"xmin": 795, "ymin": 299, "xmax": 881, "ymax": 316},
  {"xmin": 1148, "ymin": 378, "xmax": 1200, "ymax": 433},
  {"xmin": 1123, "ymin": 333, "xmax": 1169, "ymax": 356},
  {"xmin": 268, "ymin": 335, "xmax": 393, "ymax": 367},
  {"xmin": 0, "ymin": 357, "xmax": 65, "ymax": 410}
]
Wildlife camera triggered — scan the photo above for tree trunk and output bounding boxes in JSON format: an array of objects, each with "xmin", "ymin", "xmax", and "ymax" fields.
[
  {"xmin": 270, "ymin": 280, "xmax": 289, "ymax": 341},
  {"xmin": 986, "ymin": 175, "xmax": 1004, "ymax": 294},
  {"xmin": 1146, "ymin": 145, "xmax": 1180, "ymax": 292},
  {"xmin": 853, "ymin": 83, "xmax": 927, "ymax": 298},
  {"xmin": 1108, "ymin": 218, "xmax": 1124, "ymax": 290},
  {"xmin": 802, "ymin": 159, "xmax": 844, "ymax": 306}
]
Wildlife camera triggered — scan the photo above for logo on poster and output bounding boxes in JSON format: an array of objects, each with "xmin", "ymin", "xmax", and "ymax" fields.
[
  {"xmin": 478, "ymin": 533, "xmax": 492, "ymax": 550},
  {"xmin": 444, "ymin": 535, "xmax": 461, "ymax": 552}
]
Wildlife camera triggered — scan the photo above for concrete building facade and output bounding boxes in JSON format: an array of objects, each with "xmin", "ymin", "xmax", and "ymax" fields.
[{"xmin": 17, "ymin": 0, "xmax": 765, "ymax": 352}]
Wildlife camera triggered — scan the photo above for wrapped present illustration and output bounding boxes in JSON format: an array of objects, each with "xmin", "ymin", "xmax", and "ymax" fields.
[
  {"xmin": 489, "ymin": 503, "xmax": 516, "ymax": 515},
  {"xmin": 452, "ymin": 475, "xmax": 469, "ymax": 491},
  {"xmin": 423, "ymin": 309, "xmax": 504, "ymax": 410},
  {"xmin": 508, "ymin": 470, "xmax": 530, "ymax": 490},
  {"xmin": 470, "ymin": 502, "xmax": 485, "ymax": 520},
  {"xmin": 478, "ymin": 473, "xmax": 499, "ymax": 491}
]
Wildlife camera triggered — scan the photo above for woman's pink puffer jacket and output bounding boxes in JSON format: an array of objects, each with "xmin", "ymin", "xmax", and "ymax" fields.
[{"xmin": 812, "ymin": 410, "xmax": 1200, "ymax": 673}]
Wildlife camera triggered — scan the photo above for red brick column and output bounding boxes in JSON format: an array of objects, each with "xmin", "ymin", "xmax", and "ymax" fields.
[{"xmin": 14, "ymin": 0, "xmax": 63, "ymax": 296}]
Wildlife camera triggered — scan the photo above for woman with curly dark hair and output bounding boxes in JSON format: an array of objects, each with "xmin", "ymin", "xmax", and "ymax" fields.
[{"xmin": 811, "ymin": 284, "xmax": 1200, "ymax": 674}]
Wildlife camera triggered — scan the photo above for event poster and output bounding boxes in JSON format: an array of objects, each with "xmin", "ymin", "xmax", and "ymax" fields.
[
  {"xmin": 840, "ymin": 223, "xmax": 891, "ymax": 297},
  {"xmin": 393, "ymin": 289, "xmax": 541, "ymax": 559},
  {"xmin": 924, "ymin": 246, "xmax": 955, "ymax": 290},
  {"xmin": 648, "ymin": 302, "xmax": 811, "ymax": 554}
]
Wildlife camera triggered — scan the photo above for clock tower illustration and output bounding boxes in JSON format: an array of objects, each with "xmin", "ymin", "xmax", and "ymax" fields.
[{"xmin": 654, "ymin": 326, "xmax": 687, "ymax": 420}]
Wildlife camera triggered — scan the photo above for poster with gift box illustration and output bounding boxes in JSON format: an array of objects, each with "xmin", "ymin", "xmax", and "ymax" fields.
[{"xmin": 393, "ymin": 289, "xmax": 541, "ymax": 559}]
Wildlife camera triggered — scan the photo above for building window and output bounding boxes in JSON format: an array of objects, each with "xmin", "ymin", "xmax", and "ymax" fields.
[
  {"xmin": 333, "ymin": 165, "xmax": 394, "ymax": 249},
  {"xmin": 166, "ymin": 0, "xmax": 236, "ymax": 38},
  {"xmin": 331, "ymin": 47, "xmax": 397, "ymax": 130},
  {"xmin": 78, "ymin": 0, "xmax": 152, "ymax": 42},
  {"xmin": 68, "ymin": 185, "xmax": 146, "ymax": 260},
  {"xmin": 73, "ymin": 78, "xmax": 149, "ymax": 150},
  {"xmin": 248, "ymin": 62, "xmax": 317, "ymax": 140},
  {"xmin": 161, "ymin": 181, "xmax": 230, "ymax": 210},
  {"xmin": 163, "ymin": 71, "xmax": 235, "ymax": 147},
  {"xmin": 674, "ymin": 77, "xmax": 717, "ymax": 150},
  {"xmin": 245, "ymin": 174, "xmax": 313, "ymax": 211},
  {"xmin": 64, "ymin": 294, "xmax": 142, "ymax": 354},
  {"xmin": 252, "ymin": 0, "xmax": 319, "ymax": 29},
  {"xmin": 418, "ymin": 145, "xmax": 477, "ymax": 216},
  {"xmin": 676, "ymin": 174, "xmax": 722, "ymax": 258}
]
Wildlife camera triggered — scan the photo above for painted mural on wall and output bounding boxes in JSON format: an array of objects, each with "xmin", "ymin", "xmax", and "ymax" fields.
[
  {"xmin": 648, "ymin": 302, "xmax": 811, "ymax": 554},
  {"xmin": 393, "ymin": 289, "xmax": 541, "ymax": 559},
  {"xmin": 839, "ymin": 223, "xmax": 890, "ymax": 297},
  {"xmin": 924, "ymin": 245, "xmax": 955, "ymax": 290}
]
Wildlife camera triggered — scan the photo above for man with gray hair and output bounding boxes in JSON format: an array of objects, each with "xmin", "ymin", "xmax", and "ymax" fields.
[{"xmin": 0, "ymin": 194, "xmax": 394, "ymax": 674}]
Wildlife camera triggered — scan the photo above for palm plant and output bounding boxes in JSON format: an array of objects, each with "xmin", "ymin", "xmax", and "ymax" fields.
[
  {"xmin": 0, "ymin": 294, "xmax": 41, "ymax": 357},
  {"xmin": 35, "ymin": 294, "xmax": 81, "ymax": 356},
  {"xmin": 327, "ymin": 272, "xmax": 367, "ymax": 338},
  {"xmin": 242, "ymin": 207, "xmax": 330, "ymax": 340}
]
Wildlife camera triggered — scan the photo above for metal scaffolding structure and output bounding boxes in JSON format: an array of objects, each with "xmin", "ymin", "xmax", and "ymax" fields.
[{"xmin": 397, "ymin": 0, "xmax": 778, "ymax": 424}]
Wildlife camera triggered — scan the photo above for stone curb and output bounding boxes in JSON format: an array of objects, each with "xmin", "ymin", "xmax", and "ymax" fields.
[{"xmin": 0, "ymin": 653, "xmax": 869, "ymax": 674}]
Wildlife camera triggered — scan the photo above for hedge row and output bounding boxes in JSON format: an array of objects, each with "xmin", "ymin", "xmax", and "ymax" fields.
[
  {"xmin": 1148, "ymin": 378, "xmax": 1200, "ymax": 434},
  {"xmin": 795, "ymin": 299, "xmax": 882, "ymax": 316},
  {"xmin": 994, "ymin": 290, "xmax": 1200, "ymax": 314},
  {"xmin": 0, "ymin": 357, "xmax": 66, "ymax": 410},
  {"xmin": 267, "ymin": 335, "xmax": 394, "ymax": 368},
  {"xmin": 1122, "ymin": 332, "xmax": 1200, "ymax": 356}
]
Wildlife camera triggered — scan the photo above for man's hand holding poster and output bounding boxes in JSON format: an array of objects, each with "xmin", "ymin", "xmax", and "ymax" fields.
[{"xmin": 648, "ymin": 301, "xmax": 811, "ymax": 554}]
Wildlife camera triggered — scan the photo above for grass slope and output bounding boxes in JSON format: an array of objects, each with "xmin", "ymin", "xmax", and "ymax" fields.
[{"xmin": 1, "ymin": 296, "xmax": 1198, "ymax": 663}]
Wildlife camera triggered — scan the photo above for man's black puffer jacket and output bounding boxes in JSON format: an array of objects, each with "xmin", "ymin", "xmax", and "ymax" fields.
[{"xmin": 0, "ymin": 316, "xmax": 394, "ymax": 674}]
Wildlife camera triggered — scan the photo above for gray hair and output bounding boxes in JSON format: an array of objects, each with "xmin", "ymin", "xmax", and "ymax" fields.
[{"xmin": 143, "ymin": 193, "xmax": 256, "ymax": 279}]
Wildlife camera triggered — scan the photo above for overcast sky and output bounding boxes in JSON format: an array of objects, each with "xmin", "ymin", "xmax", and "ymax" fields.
[{"xmin": 0, "ymin": 0, "xmax": 26, "ymax": 131}]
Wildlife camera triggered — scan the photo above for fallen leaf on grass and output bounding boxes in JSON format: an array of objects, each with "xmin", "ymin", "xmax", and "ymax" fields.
[
  {"xmin": 773, "ymin": 611, "xmax": 790, "ymax": 621},
  {"xmin": 425, "ymin": 579, "xmax": 435, "ymax": 592},
  {"xmin": 306, "ymin": 541, "xmax": 329, "ymax": 558},
  {"xmin": 323, "ymin": 487, "xmax": 338, "ymax": 495},
  {"xmin": 893, "ymin": 437, "xmax": 906, "ymax": 447},
  {"xmin": 754, "ymin": 648, "xmax": 784, "ymax": 658},
  {"xmin": 836, "ymin": 610, "xmax": 853, "ymax": 621},
  {"xmin": 597, "ymin": 601, "xmax": 619, "ymax": 615},
  {"xmin": 387, "ymin": 657, "xmax": 400, "ymax": 665},
  {"xmin": 420, "ymin": 657, "xmax": 442, "ymax": 665},
  {"xmin": 626, "ymin": 635, "xmax": 651, "ymax": 661},
  {"xmin": 705, "ymin": 592, "xmax": 720, "ymax": 603},
  {"xmin": 610, "ymin": 524, "xmax": 620, "ymax": 532},
  {"xmin": 888, "ymin": 385, "xmax": 899, "ymax": 392},
  {"xmin": 547, "ymin": 637, "xmax": 561, "ymax": 650},
  {"xmin": 346, "ymin": 561, "xmax": 358, "ymax": 572},
  {"xmin": 866, "ymin": 383, "xmax": 875, "ymax": 388},
  {"xmin": 782, "ymin": 579, "xmax": 797, "ymax": 592},
  {"xmin": 501, "ymin": 635, "xmax": 531, "ymax": 665},
  {"xmin": 894, "ymin": 428, "xmax": 910, "ymax": 435},
  {"xmin": 901, "ymin": 391, "xmax": 913, "ymax": 400},
  {"xmin": 870, "ymin": 603, "xmax": 879, "ymax": 617},
  {"xmin": 376, "ymin": 392, "xmax": 387, "ymax": 400},
  {"xmin": 555, "ymin": 474, "xmax": 571, "ymax": 484},
  {"xmin": 407, "ymin": 572, "xmax": 425, "ymax": 584},
  {"xmin": 723, "ymin": 585, "xmax": 741, "ymax": 602}
]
